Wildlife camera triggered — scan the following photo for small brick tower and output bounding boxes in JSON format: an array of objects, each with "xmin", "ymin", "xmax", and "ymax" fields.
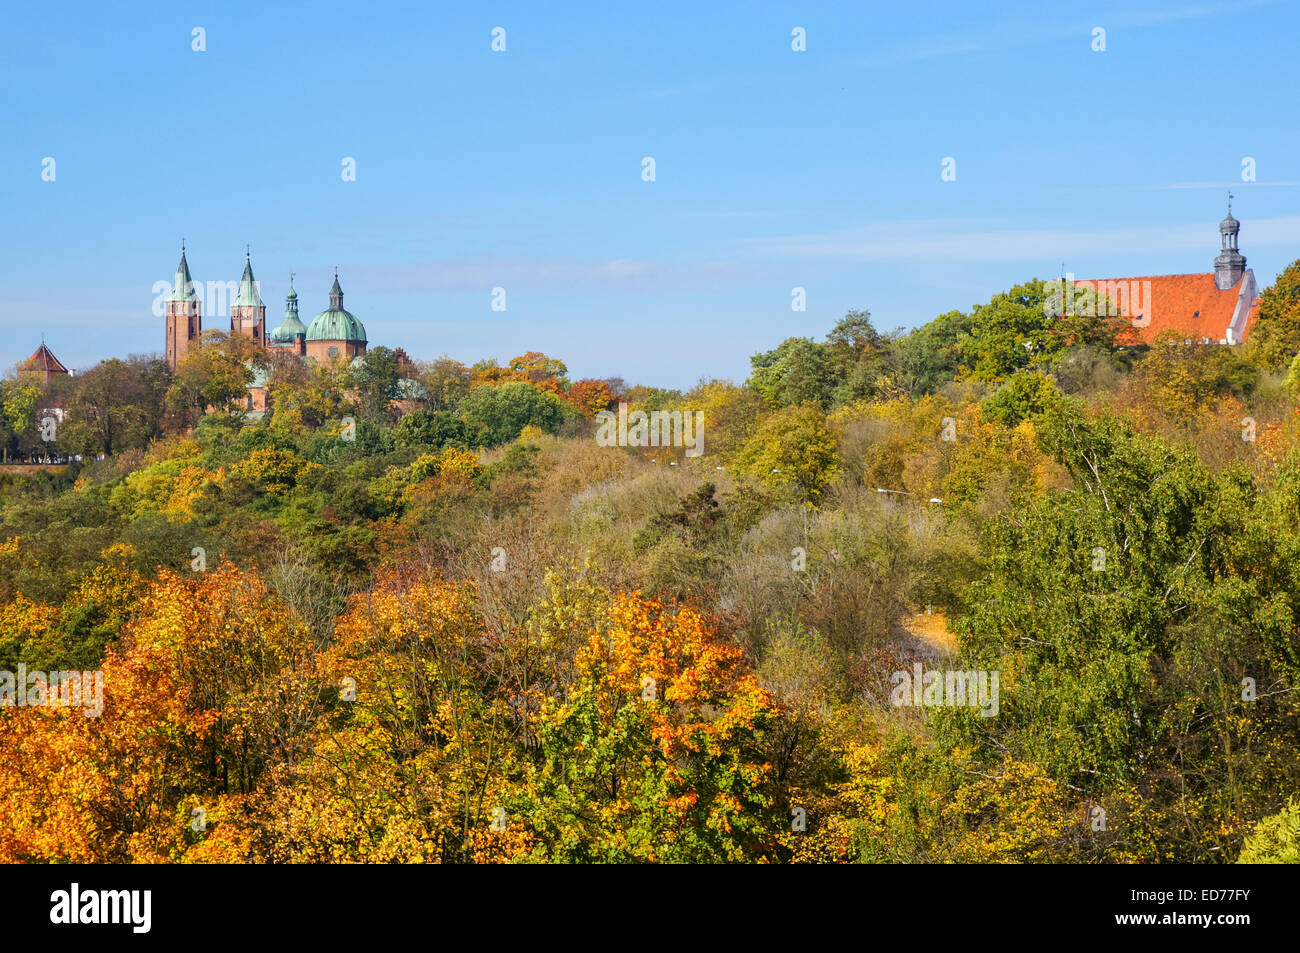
[
  {"xmin": 165, "ymin": 244, "xmax": 202, "ymax": 372},
  {"xmin": 230, "ymin": 249, "xmax": 267, "ymax": 344}
]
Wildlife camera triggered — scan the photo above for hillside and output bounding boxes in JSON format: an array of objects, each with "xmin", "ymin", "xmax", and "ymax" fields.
[{"xmin": 3, "ymin": 275, "xmax": 1300, "ymax": 863}]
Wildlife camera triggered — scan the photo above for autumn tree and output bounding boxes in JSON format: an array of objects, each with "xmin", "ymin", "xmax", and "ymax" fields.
[
  {"xmin": 469, "ymin": 359, "xmax": 529, "ymax": 388},
  {"xmin": 418, "ymin": 356, "xmax": 471, "ymax": 412},
  {"xmin": 268, "ymin": 355, "xmax": 348, "ymax": 434},
  {"xmin": 517, "ymin": 591, "xmax": 779, "ymax": 862},
  {"xmin": 564, "ymin": 378, "xmax": 615, "ymax": 417},
  {"xmin": 270, "ymin": 567, "xmax": 524, "ymax": 862},
  {"xmin": 0, "ymin": 603, "xmax": 219, "ymax": 862},
  {"xmin": 1133, "ymin": 331, "xmax": 1256, "ymax": 421},
  {"xmin": 1245, "ymin": 258, "xmax": 1300, "ymax": 371},
  {"xmin": 167, "ymin": 331, "xmax": 270, "ymax": 430},
  {"xmin": 59, "ymin": 357, "xmax": 171, "ymax": 456},
  {"xmin": 509, "ymin": 351, "xmax": 569, "ymax": 389},
  {"xmin": 1237, "ymin": 798, "xmax": 1300, "ymax": 863},
  {"xmin": 734, "ymin": 402, "xmax": 841, "ymax": 503}
]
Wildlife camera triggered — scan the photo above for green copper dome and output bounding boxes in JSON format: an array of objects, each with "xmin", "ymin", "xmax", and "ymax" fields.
[
  {"xmin": 306, "ymin": 309, "xmax": 366, "ymax": 341},
  {"xmin": 305, "ymin": 274, "xmax": 367, "ymax": 343},
  {"xmin": 271, "ymin": 313, "xmax": 308, "ymax": 342},
  {"xmin": 271, "ymin": 276, "xmax": 307, "ymax": 342}
]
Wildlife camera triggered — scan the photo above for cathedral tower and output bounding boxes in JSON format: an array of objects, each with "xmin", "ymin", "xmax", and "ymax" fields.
[
  {"xmin": 165, "ymin": 245, "xmax": 201, "ymax": 372},
  {"xmin": 269, "ymin": 275, "xmax": 308, "ymax": 356},
  {"xmin": 305, "ymin": 271, "xmax": 368, "ymax": 363},
  {"xmin": 230, "ymin": 250, "xmax": 267, "ymax": 343}
]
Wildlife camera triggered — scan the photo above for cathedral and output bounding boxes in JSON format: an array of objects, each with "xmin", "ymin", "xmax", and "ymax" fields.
[{"xmin": 165, "ymin": 248, "xmax": 372, "ymax": 412}]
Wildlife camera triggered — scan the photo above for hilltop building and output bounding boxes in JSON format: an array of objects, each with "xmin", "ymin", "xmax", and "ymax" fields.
[
  {"xmin": 165, "ymin": 249, "xmax": 202, "ymax": 371},
  {"xmin": 164, "ymin": 249, "xmax": 369, "ymax": 374},
  {"xmin": 267, "ymin": 277, "xmax": 307, "ymax": 356},
  {"xmin": 1069, "ymin": 207, "xmax": 1261, "ymax": 345},
  {"xmin": 19, "ymin": 344, "xmax": 70, "ymax": 388},
  {"xmin": 163, "ymin": 248, "xmax": 375, "ymax": 415}
]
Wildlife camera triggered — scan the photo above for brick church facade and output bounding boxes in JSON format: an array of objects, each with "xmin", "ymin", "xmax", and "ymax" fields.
[{"xmin": 164, "ymin": 248, "xmax": 371, "ymax": 412}]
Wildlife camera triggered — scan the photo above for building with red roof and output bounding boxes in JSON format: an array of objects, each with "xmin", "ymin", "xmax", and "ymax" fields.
[
  {"xmin": 1065, "ymin": 207, "xmax": 1260, "ymax": 346},
  {"xmin": 19, "ymin": 343, "xmax": 70, "ymax": 388}
]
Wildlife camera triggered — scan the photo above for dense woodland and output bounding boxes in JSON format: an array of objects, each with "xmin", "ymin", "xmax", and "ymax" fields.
[{"xmin": 5, "ymin": 264, "xmax": 1300, "ymax": 863}]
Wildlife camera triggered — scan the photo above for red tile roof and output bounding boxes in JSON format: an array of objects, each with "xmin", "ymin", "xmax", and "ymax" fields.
[
  {"xmin": 22, "ymin": 343, "xmax": 68, "ymax": 373},
  {"xmin": 1072, "ymin": 273, "xmax": 1259, "ymax": 345}
]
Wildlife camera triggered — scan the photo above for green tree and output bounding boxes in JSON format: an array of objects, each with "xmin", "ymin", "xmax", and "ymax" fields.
[
  {"xmin": 827, "ymin": 309, "xmax": 893, "ymax": 403},
  {"xmin": 59, "ymin": 358, "xmax": 169, "ymax": 456},
  {"xmin": 891, "ymin": 309, "xmax": 973, "ymax": 396},
  {"xmin": 748, "ymin": 337, "xmax": 841, "ymax": 409},
  {"xmin": 899, "ymin": 279, "xmax": 1125, "ymax": 387},
  {"xmin": 734, "ymin": 402, "xmax": 841, "ymax": 503},
  {"xmin": 1237, "ymin": 798, "xmax": 1300, "ymax": 863},
  {"xmin": 458, "ymin": 381, "xmax": 574, "ymax": 446},
  {"xmin": 980, "ymin": 371, "xmax": 1067, "ymax": 428},
  {"xmin": 391, "ymin": 409, "xmax": 467, "ymax": 449},
  {"xmin": 344, "ymin": 346, "xmax": 403, "ymax": 421},
  {"xmin": 0, "ymin": 378, "xmax": 41, "ymax": 461},
  {"xmin": 947, "ymin": 407, "xmax": 1300, "ymax": 859},
  {"xmin": 1245, "ymin": 259, "xmax": 1300, "ymax": 371}
]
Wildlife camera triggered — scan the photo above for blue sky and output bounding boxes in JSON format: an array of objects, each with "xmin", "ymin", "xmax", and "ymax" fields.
[{"xmin": 4, "ymin": 0, "xmax": 1300, "ymax": 387}]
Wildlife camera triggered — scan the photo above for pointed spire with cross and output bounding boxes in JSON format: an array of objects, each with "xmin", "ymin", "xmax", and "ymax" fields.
[{"xmin": 329, "ymin": 267, "xmax": 344, "ymax": 310}]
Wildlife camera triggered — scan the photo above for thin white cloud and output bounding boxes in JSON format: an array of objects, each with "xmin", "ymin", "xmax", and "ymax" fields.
[
  {"xmin": 741, "ymin": 215, "xmax": 1300, "ymax": 263},
  {"xmin": 848, "ymin": 0, "xmax": 1275, "ymax": 67}
]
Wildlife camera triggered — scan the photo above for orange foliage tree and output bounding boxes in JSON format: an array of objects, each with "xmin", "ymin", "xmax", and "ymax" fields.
[
  {"xmin": 515, "ymin": 591, "xmax": 780, "ymax": 862},
  {"xmin": 564, "ymin": 379, "xmax": 616, "ymax": 418}
]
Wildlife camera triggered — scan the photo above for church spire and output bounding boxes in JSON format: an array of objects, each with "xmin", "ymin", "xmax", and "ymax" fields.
[
  {"xmin": 329, "ymin": 268, "xmax": 344, "ymax": 311},
  {"xmin": 1214, "ymin": 197, "xmax": 1246, "ymax": 290},
  {"xmin": 164, "ymin": 243, "xmax": 202, "ymax": 372},
  {"xmin": 168, "ymin": 245, "xmax": 198, "ymax": 302},
  {"xmin": 235, "ymin": 249, "xmax": 263, "ymax": 307}
]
